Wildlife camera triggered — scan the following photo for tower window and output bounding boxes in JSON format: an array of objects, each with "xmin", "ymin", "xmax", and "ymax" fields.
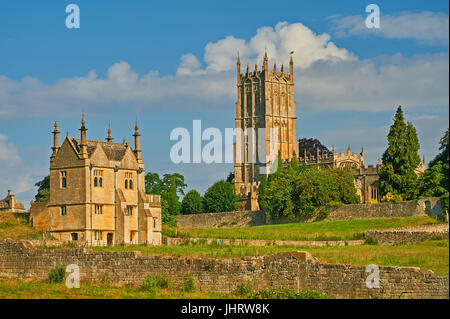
[
  {"xmin": 125, "ymin": 179, "xmax": 128, "ymax": 189},
  {"xmin": 61, "ymin": 206, "xmax": 67, "ymax": 216},
  {"xmin": 94, "ymin": 177, "xmax": 98, "ymax": 187},
  {"xmin": 94, "ymin": 204, "xmax": 103, "ymax": 215},
  {"xmin": 61, "ymin": 171, "xmax": 67, "ymax": 188}
]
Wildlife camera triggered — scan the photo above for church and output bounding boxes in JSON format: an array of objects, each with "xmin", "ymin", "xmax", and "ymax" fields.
[
  {"xmin": 233, "ymin": 53, "xmax": 426, "ymax": 210},
  {"xmin": 30, "ymin": 118, "xmax": 162, "ymax": 246}
]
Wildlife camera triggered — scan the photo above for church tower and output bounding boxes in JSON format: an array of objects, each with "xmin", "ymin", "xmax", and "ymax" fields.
[{"xmin": 234, "ymin": 52, "xmax": 298, "ymax": 210}]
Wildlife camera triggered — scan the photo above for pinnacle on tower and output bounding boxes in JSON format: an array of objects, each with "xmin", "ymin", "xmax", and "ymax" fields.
[
  {"xmin": 51, "ymin": 121, "xmax": 60, "ymax": 159},
  {"xmin": 79, "ymin": 115, "xmax": 88, "ymax": 158},
  {"xmin": 106, "ymin": 125, "xmax": 114, "ymax": 143}
]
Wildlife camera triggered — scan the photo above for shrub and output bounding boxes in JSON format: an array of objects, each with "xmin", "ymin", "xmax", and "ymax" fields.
[
  {"xmin": 364, "ymin": 237, "xmax": 378, "ymax": 245},
  {"xmin": 235, "ymin": 280, "xmax": 253, "ymax": 297},
  {"xmin": 48, "ymin": 264, "xmax": 66, "ymax": 283},
  {"xmin": 182, "ymin": 274, "xmax": 196, "ymax": 292}
]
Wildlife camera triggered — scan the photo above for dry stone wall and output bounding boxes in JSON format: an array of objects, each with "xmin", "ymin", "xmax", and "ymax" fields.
[
  {"xmin": 174, "ymin": 198, "xmax": 444, "ymax": 229},
  {"xmin": 364, "ymin": 224, "xmax": 449, "ymax": 245},
  {"xmin": 0, "ymin": 239, "xmax": 447, "ymax": 299}
]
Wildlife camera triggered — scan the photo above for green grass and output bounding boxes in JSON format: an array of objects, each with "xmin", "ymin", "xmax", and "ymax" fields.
[
  {"xmin": 0, "ymin": 278, "xmax": 330, "ymax": 299},
  {"xmin": 91, "ymin": 240, "xmax": 449, "ymax": 276},
  {"xmin": 166, "ymin": 216, "xmax": 441, "ymax": 241}
]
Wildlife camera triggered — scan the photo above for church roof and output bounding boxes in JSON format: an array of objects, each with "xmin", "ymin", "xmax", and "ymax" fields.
[{"xmin": 71, "ymin": 138, "xmax": 129, "ymax": 162}]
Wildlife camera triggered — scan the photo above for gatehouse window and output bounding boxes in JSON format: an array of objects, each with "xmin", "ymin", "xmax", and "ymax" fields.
[
  {"xmin": 124, "ymin": 172, "xmax": 133, "ymax": 189},
  {"xmin": 94, "ymin": 170, "xmax": 103, "ymax": 187},
  {"xmin": 61, "ymin": 171, "xmax": 67, "ymax": 188}
]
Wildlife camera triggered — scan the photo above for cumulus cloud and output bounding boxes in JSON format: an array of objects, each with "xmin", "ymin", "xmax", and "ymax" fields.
[
  {"xmin": 0, "ymin": 20, "xmax": 448, "ymax": 119},
  {"xmin": 330, "ymin": 11, "xmax": 449, "ymax": 45},
  {"xmin": 201, "ymin": 22, "xmax": 353, "ymax": 72}
]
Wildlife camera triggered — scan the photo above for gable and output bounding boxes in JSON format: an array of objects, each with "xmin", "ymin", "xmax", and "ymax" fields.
[
  {"xmin": 52, "ymin": 137, "xmax": 82, "ymax": 168},
  {"xmin": 120, "ymin": 147, "xmax": 139, "ymax": 169},
  {"xmin": 89, "ymin": 143, "xmax": 110, "ymax": 167}
]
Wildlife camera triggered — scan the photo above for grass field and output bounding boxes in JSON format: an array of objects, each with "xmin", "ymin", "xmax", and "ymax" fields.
[
  {"xmin": 91, "ymin": 240, "xmax": 449, "ymax": 276},
  {"xmin": 165, "ymin": 216, "xmax": 441, "ymax": 241},
  {"xmin": 0, "ymin": 213, "xmax": 43, "ymax": 240}
]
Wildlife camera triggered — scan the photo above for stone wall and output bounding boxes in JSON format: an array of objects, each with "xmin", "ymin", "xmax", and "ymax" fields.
[
  {"xmin": 174, "ymin": 198, "xmax": 444, "ymax": 229},
  {"xmin": 174, "ymin": 210, "xmax": 265, "ymax": 229},
  {"xmin": 365, "ymin": 224, "xmax": 449, "ymax": 245},
  {"xmin": 0, "ymin": 239, "xmax": 448, "ymax": 299},
  {"xmin": 162, "ymin": 237, "xmax": 365, "ymax": 247}
]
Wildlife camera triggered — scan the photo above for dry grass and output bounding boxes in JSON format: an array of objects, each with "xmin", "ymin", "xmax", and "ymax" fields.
[{"xmin": 0, "ymin": 213, "xmax": 43, "ymax": 240}]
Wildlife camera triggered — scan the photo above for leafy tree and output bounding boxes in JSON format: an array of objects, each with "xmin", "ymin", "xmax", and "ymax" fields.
[
  {"xmin": 164, "ymin": 177, "xmax": 182, "ymax": 215},
  {"xmin": 259, "ymin": 164, "xmax": 359, "ymax": 220},
  {"xmin": 145, "ymin": 172, "xmax": 164, "ymax": 194},
  {"xmin": 203, "ymin": 180, "xmax": 237, "ymax": 213},
  {"xmin": 181, "ymin": 189, "xmax": 204, "ymax": 214},
  {"xmin": 379, "ymin": 106, "xmax": 421, "ymax": 201},
  {"xmin": 420, "ymin": 128, "xmax": 449, "ymax": 211},
  {"xmin": 34, "ymin": 175, "xmax": 50, "ymax": 202}
]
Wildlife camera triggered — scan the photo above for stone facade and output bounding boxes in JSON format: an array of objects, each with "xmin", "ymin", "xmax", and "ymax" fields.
[
  {"xmin": 0, "ymin": 190, "xmax": 25, "ymax": 214},
  {"xmin": 0, "ymin": 239, "xmax": 447, "ymax": 298},
  {"xmin": 233, "ymin": 53, "xmax": 298, "ymax": 211},
  {"xmin": 29, "ymin": 119, "xmax": 162, "ymax": 246}
]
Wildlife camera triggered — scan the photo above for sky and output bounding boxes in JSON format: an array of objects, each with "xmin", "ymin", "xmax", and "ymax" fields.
[{"xmin": 0, "ymin": 0, "xmax": 448, "ymax": 208}]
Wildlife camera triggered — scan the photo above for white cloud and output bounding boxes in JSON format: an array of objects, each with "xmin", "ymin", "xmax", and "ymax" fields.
[
  {"xmin": 330, "ymin": 11, "xmax": 449, "ymax": 45},
  {"xmin": 0, "ymin": 21, "xmax": 448, "ymax": 119}
]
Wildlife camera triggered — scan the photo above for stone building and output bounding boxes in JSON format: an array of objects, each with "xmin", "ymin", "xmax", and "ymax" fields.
[
  {"xmin": 233, "ymin": 53, "xmax": 298, "ymax": 210},
  {"xmin": 0, "ymin": 190, "xmax": 25, "ymax": 213},
  {"xmin": 30, "ymin": 118, "xmax": 162, "ymax": 246}
]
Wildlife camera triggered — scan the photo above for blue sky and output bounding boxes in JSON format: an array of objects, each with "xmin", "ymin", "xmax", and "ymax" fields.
[{"xmin": 0, "ymin": 0, "xmax": 448, "ymax": 207}]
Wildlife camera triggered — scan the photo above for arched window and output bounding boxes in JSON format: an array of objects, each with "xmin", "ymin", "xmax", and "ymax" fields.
[
  {"xmin": 125, "ymin": 179, "xmax": 128, "ymax": 189},
  {"xmin": 99, "ymin": 177, "xmax": 103, "ymax": 187},
  {"xmin": 94, "ymin": 177, "xmax": 98, "ymax": 187},
  {"xmin": 129, "ymin": 180, "xmax": 133, "ymax": 190}
]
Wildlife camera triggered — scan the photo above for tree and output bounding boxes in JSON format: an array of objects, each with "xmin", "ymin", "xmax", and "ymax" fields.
[
  {"xmin": 379, "ymin": 106, "xmax": 421, "ymax": 201},
  {"xmin": 181, "ymin": 189, "xmax": 204, "ymax": 214},
  {"xmin": 164, "ymin": 177, "xmax": 182, "ymax": 215},
  {"xmin": 259, "ymin": 164, "xmax": 359, "ymax": 220},
  {"xmin": 203, "ymin": 180, "xmax": 237, "ymax": 213},
  {"xmin": 420, "ymin": 128, "xmax": 449, "ymax": 211},
  {"xmin": 34, "ymin": 175, "xmax": 50, "ymax": 202}
]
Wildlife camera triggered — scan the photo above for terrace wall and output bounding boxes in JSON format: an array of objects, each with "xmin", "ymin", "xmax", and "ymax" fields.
[
  {"xmin": 174, "ymin": 198, "xmax": 445, "ymax": 229},
  {"xmin": 0, "ymin": 239, "xmax": 447, "ymax": 299}
]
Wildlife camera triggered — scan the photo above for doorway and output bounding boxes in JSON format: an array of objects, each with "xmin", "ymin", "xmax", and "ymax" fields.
[{"xmin": 107, "ymin": 233, "xmax": 113, "ymax": 246}]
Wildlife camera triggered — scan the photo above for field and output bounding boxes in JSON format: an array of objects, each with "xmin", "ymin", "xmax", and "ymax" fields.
[
  {"xmin": 165, "ymin": 216, "xmax": 441, "ymax": 241},
  {"xmin": 92, "ymin": 240, "xmax": 449, "ymax": 275}
]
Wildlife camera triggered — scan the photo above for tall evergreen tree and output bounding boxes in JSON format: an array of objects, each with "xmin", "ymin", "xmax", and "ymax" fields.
[{"xmin": 379, "ymin": 106, "xmax": 421, "ymax": 201}]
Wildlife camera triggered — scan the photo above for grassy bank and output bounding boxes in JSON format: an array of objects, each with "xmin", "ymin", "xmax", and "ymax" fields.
[
  {"xmin": 165, "ymin": 216, "xmax": 441, "ymax": 241},
  {"xmin": 0, "ymin": 212, "xmax": 43, "ymax": 240},
  {"xmin": 0, "ymin": 277, "xmax": 329, "ymax": 299},
  {"xmin": 91, "ymin": 240, "xmax": 449, "ymax": 276}
]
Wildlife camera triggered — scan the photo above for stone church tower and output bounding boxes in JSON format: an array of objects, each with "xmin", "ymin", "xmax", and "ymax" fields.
[{"xmin": 234, "ymin": 52, "xmax": 298, "ymax": 210}]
